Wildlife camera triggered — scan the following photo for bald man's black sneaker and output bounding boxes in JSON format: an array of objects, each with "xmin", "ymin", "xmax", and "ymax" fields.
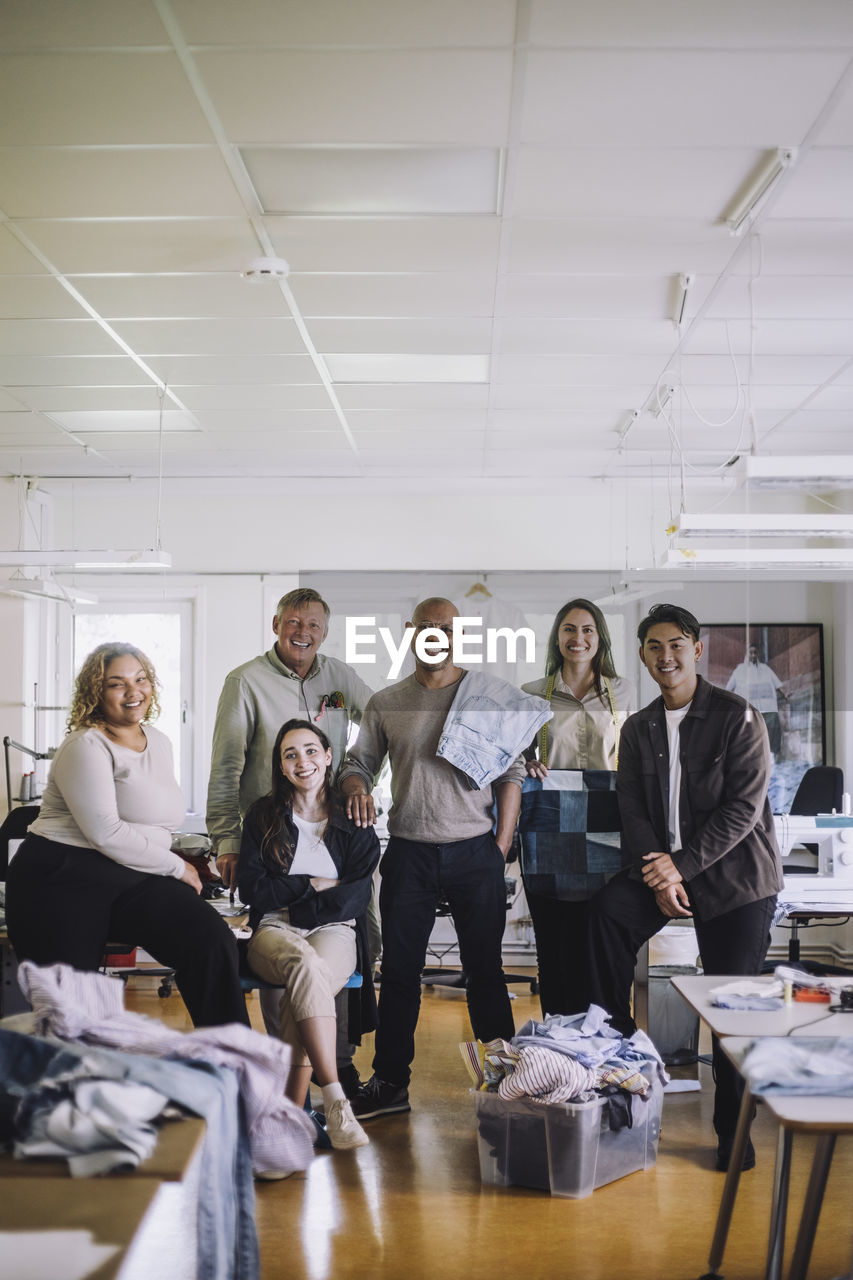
[{"xmin": 350, "ymin": 1075, "xmax": 410, "ymax": 1120}]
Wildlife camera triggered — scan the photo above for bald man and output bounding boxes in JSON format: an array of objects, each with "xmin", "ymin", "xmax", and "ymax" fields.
[{"xmin": 339, "ymin": 598, "xmax": 524, "ymax": 1120}]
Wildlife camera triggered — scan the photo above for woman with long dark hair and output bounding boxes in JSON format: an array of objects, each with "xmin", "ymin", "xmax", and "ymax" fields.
[
  {"xmin": 520, "ymin": 599, "xmax": 636, "ymax": 1016},
  {"xmin": 238, "ymin": 718, "xmax": 379, "ymax": 1151}
]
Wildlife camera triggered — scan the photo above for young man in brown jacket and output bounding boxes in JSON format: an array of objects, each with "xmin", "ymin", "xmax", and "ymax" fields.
[{"xmin": 587, "ymin": 603, "xmax": 783, "ymax": 1171}]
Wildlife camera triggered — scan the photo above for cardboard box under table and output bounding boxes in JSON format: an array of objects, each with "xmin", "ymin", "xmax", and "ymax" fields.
[{"xmin": 474, "ymin": 1069, "xmax": 663, "ymax": 1198}]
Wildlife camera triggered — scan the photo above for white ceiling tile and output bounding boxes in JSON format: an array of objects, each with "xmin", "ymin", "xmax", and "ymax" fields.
[
  {"xmin": 493, "ymin": 355, "xmax": 665, "ymax": 385},
  {"xmin": 770, "ymin": 149, "xmax": 853, "ymax": 218},
  {"xmin": 143, "ymin": 354, "xmax": 320, "ymax": 385},
  {"xmin": 498, "ymin": 317, "xmax": 678, "ymax": 356},
  {"xmin": 488, "ymin": 418, "xmax": 626, "ymax": 445},
  {"xmin": 311, "ymin": 318, "xmax": 494, "ymax": 354},
  {"xmin": 49, "ymin": 410, "xmax": 197, "ymax": 433},
  {"xmin": 357, "ymin": 431, "xmax": 485, "ymax": 452},
  {"xmin": 22, "ymin": 219, "xmax": 262, "ymax": 275},
  {"xmin": 293, "ymin": 273, "xmax": 498, "ymax": 317},
  {"xmin": 177, "ymin": 385, "xmax": 333, "ymax": 411},
  {"xmin": 347, "ymin": 411, "xmax": 487, "ymax": 432},
  {"xmin": 707, "ymin": 275, "xmax": 853, "ymax": 320},
  {"xmin": 804, "ymin": 383, "xmax": 853, "ymax": 407},
  {"xmin": 266, "ymin": 217, "xmax": 501, "ymax": 274},
  {"xmin": 505, "ymin": 218, "xmax": 733, "ymax": 276},
  {"xmin": 245, "ymin": 148, "xmax": 500, "ymax": 215},
  {"xmin": 191, "ymin": 411, "xmax": 341, "ymax": 431},
  {"xmin": 13, "ymin": 387, "xmax": 169, "ymax": 412},
  {"xmin": 812, "ymin": 70, "xmax": 853, "ymax": 145},
  {"xmin": 520, "ymin": 51, "xmax": 847, "ymax": 146},
  {"xmin": 678, "ymin": 353, "xmax": 848, "ymax": 383},
  {"xmin": 0, "ymin": 225, "xmax": 48, "ymax": 274},
  {"xmin": 2, "ymin": 1, "xmax": 170, "ymax": 48},
  {"xmin": 71, "ymin": 275, "xmax": 291, "ymax": 319},
  {"xmin": 490, "ymin": 396, "xmax": 647, "ymax": 423},
  {"xmin": 0, "ymin": 320, "xmax": 119, "ymax": 356},
  {"xmin": 733, "ymin": 220, "xmax": 853, "ymax": 274},
  {"xmin": 336, "ymin": 384, "xmax": 490, "ymax": 411},
  {"xmin": 173, "ymin": 0, "xmax": 517, "ymax": 46},
  {"xmin": 0, "ymin": 277, "xmax": 87, "ymax": 319},
  {"xmin": 484, "ymin": 449, "xmax": 614, "ymax": 477},
  {"xmin": 491, "ymin": 384, "xmax": 647, "ymax": 411},
  {"xmin": 195, "ymin": 50, "xmax": 513, "ymax": 144},
  {"xmin": 326, "ymin": 354, "xmax": 488, "ymax": 383},
  {"xmin": 681, "ymin": 319, "xmax": 853, "ymax": 357},
  {"xmin": 529, "ymin": 0, "xmax": 853, "ymax": 48},
  {"xmin": 0, "ymin": 356, "xmax": 148, "ymax": 387},
  {"xmin": 500, "ymin": 275, "xmax": 671, "ymax": 320},
  {"xmin": 0, "ymin": 150, "xmax": 243, "ymax": 218},
  {"xmin": 0, "ymin": 53, "xmax": 212, "ymax": 145},
  {"xmin": 512, "ymin": 148, "xmax": 754, "ymax": 219},
  {"xmin": 110, "ymin": 317, "xmax": 304, "ymax": 356}
]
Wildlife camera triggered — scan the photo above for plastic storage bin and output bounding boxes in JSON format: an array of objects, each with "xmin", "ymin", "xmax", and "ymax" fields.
[{"xmin": 474, "ymin": 1069, "xmax": 663, "ymax": 1198}]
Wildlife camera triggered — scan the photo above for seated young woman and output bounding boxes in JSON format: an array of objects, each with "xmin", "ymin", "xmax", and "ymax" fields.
[
  {"xmin": 237, "ymin": 718, "xmax": 380, "ymax": 1151},
  {"xmin": 6, "ymin": 643, "xmax": 248, "ymax": 1028}
]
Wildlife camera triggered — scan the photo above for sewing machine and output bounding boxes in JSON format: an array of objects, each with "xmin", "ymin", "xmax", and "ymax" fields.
[{"xmin": 774, "ymin": 814, "xmax": 853, "ymax": 901}]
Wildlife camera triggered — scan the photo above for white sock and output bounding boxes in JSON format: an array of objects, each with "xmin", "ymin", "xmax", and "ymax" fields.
[{"xmin": 322, "ymin": 1082, "xmax": 346, "ymax": 1109}]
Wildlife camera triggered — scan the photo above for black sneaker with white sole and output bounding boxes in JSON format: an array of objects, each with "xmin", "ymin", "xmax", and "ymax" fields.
[{"xmin": 350, "ymin": 1075, "xmax": 410, "ymax": 1120}]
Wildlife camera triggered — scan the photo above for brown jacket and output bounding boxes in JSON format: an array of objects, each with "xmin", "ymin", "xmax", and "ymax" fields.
[{"xmin": 617, "ymin": 675, "xmax": 783, "ymax": 920}]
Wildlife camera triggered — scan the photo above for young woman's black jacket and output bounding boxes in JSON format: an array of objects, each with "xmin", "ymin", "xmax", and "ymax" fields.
[{"xmin": 237, "ymin": 806, "xmax": 380, "ymax": 1042}]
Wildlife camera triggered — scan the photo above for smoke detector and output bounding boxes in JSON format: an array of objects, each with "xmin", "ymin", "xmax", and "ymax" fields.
[{"xmin": 242, "ymin": 256, "xmax": 290, "ymax": 281}]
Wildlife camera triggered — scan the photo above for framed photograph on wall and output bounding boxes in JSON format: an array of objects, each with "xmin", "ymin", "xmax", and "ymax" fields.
[{"xmin": 696, "ymin": 623, "xmax": 825, "ymax": 813}]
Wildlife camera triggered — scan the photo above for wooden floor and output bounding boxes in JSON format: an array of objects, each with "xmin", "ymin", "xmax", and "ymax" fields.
[{"xmin": 130, "ymin": 975, "xmax": 853, "ymax": 1280}]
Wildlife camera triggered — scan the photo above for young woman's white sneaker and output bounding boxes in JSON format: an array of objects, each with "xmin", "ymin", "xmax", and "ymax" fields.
[{"xmin": 325, "ymin": 1098, "xmax": 370, "ymax": 1149}]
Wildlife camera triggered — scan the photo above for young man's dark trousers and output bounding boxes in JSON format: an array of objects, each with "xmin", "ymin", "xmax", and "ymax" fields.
[{"xmin": 587, "ymin": 868, "xmax": 776, "ymax": 1138}]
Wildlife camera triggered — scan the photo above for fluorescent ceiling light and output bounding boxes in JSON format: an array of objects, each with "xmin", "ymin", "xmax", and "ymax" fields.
[
  {"xmin": 738, "ymin": 455, "xmax": 853, "ymax": 490},
  {"xmin": 664, "ymin": 548, "xmax": 853, "ymax": 569},
  {"xmin": 671, "ymin": 513, "xmax": 853, "ymax": 539},
  {"xmin": 0, "ymin": 578, "xmax": 98, "ymax": 604},
  {"xmin": 671, "ymin": 273, "xmax": 694, "ymax": 331},
  {"xmin": 0, "ymin": 550, "xmax": 172, "ymax": 569},
  {"xmin": 324, "ymin": 354, "xmax": 489, "ymax": 383},
  {"xmin": 723, "ymin": 147, "xmax": 797, "ymax": 235}
]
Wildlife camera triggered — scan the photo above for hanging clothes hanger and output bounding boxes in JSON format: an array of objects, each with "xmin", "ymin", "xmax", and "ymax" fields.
[{"xmin": 465, "ymin": 574, "xmax": 492, "ymax": 598}]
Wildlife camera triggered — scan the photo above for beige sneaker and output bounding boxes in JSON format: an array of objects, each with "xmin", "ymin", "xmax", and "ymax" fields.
[{"xmin": 325, "ymin": 1097, "xmax": 370, "ymax": 1149}]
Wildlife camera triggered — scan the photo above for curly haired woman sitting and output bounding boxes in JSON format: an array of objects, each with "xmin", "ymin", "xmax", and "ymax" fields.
[{"xmin": 6, "ymin": 643, "xmax": 248, "ymax": 1028}]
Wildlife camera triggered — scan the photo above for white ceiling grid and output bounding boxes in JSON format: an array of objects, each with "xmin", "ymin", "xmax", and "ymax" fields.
[{"xmin": 0, "ymin": 0, "xmax": 852, "ymax": 485}]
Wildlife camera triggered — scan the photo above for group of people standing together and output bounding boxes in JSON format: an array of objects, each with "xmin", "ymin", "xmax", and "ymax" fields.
[{"xmin": 6, "ymin": 585, "xmax": 783, "ymax": 1171}]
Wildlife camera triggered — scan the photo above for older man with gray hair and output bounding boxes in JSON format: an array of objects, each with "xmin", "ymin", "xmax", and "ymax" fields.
[{"xmin": 207, "ymin": 586, "xmax": 373, "ymax": 1092}]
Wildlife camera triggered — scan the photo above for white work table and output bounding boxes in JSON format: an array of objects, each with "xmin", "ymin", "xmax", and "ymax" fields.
[{"xmin": 671, "ymin": 973, "xmax": 853, "ymax": 1280}]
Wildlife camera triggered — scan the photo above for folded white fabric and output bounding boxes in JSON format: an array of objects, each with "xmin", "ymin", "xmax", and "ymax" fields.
[
  {"xmin": 710, "ymin": 978, "xmax": 784, "ymax": 1010},
  {"xmin": 17, "ymin": 1078, "xmax": 168, "ymax": 1176}
]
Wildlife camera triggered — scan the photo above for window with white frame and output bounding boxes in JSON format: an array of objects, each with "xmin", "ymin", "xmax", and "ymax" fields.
[{"xmin": 73, "ymin": 600, "xmax": 195, "ymax": 808}]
